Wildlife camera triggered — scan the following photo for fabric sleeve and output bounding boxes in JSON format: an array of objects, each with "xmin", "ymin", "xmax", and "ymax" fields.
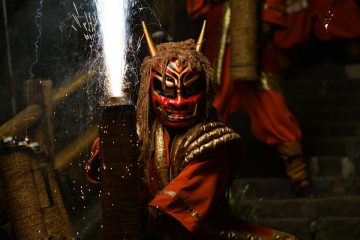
[
  {"xmin": 274, "ymin": 10, "xmax": 312, "ymax": 49},
  {"xmin": 186, "ymin": 0, "xmax": 213, "ymax": 19},
  {"xmin": 261, "ymin": 0, "xmax": 287, "ymax": 27},
  {"xmin": 148, "ymin": 146, "xmax": 231, "ymax": 232},
  {"xmin": 86, "ymin": 137, "xmax": 102, "ymax": 184},
  {"xmin": 312, "ymin": 0, "xmax": 360, "ymax": 41}
]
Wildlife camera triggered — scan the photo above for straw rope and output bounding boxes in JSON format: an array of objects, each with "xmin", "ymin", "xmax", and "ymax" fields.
[
  {"xmin": 230, "ymin": 0, "xmax": 258, "ymax": 81},
  {"xmin": 0, "ymin": 150, "xmax": 48, "ymax": 240}
]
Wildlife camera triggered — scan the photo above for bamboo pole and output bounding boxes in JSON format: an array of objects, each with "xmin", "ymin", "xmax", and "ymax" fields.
[
  {"xmin": 0, "ymin": 66, "xmax": 99, "ymax": 139},
  {"xmin": 0, "ymin": 105, "xmax": 42, "ymax": 139},
  {"xmin": 52, "ymin": 66, "xmax": 99, "ymax": 105},
  {"xmin": 54, "ymin": 126, "xmax": 98, "ymax": 171}
]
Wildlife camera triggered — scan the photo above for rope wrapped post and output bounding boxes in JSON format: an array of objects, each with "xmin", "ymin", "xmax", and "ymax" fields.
[
  {"xmin": 31, "ymin": 158, "xmax": 74, "ymax": 239},
  {"xmin": 0, "ymin": 138, "xmax": 48, "ymax": 240},
  {"xmin": 0, "ymin": 136, "xmax": 75, "ymax": 239},
  {"xmin": 230, "ymin": 0, "xmax": 258, "ymax": 81},
  {"xmin": 100, "ymin": 96, "xmax": 141, "ymax": 240},
  {"xmin": 26, "ymin": 80, "xmax": 74, "ymax": 238}
]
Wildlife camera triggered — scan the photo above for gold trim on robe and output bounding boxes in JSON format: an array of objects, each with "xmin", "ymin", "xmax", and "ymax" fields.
[
  {"xmin": 258, "ymin": 71, "xmax": 283, "ymax": 93},
  {"xmin": 214, "ymin": 1, "xmax": 231, "ymax": 85}
]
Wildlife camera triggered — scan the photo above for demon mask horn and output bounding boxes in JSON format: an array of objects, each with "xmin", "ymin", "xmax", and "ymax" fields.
[
  {"xmin": 196, "ymin": 20, "xmax": 206, "ymax": 52},
  {"xmin": 142, "ymin": 21, "xmax": 157, "ymax": 57}
]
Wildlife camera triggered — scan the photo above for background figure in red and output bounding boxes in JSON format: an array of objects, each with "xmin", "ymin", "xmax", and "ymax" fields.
[
  {"xmin": 274, "ymin": 0, "xmax": 360, "ymax": 49},
  {"xmin": 187, "ymin": 0, "xmax": 313, "ymax": 197}
]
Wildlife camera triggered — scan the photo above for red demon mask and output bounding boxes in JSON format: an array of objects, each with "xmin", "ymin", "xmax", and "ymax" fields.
[{"xmin": 150, "ymin": 59, "xmax": 206, "ymax": 127}]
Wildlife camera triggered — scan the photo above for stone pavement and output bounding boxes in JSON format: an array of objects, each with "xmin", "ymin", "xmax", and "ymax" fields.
[{"xmin": 229, "ymin": 63, "xmax": 360, "ymax": 240}]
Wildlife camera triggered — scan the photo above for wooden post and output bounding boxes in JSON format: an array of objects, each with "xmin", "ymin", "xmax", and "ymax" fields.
[
  {"xmin": 100, "ymin": 99, "xmax": 141, "ymax": 239},
  {"xmin": 26, "ymin": 80, "xmax": 55, "ymax": 159},
  {"xmin": 26, "ymin": 79, "xmax": 74, "ymax": 239}
]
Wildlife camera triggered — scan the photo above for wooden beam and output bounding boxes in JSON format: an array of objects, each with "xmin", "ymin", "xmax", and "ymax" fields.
[
  {"xmin": 54, "ymin": 126, "xmax": 98, "ymax": 171},
  {"xmin": 0, "ymin": 65, "xmax": 99, "ymax": 139},
  {"xmin": 52, "ymin": 66, "xmax": 99, "ymax": 105},
  {"xmin": 0, "ymin": 104, "xmax": 42, "ymax": 139}
]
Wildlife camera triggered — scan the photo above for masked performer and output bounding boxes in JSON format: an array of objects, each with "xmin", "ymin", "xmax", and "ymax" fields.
[
  {"xmin": 187, "ymin": 0, "xmax": 313, "ymax": 197},
  {"xmin": 86, "ymin": 21, "xmax": 297, "ymax": 239}
]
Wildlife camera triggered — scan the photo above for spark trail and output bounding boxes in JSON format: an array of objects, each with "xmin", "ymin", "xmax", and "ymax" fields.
[
  {"xmin": 29, "ymin": 0, "xmax": 44, "ymax": 80},
  {"xmin": 71, "ymin": 3, "xmax": 97, "ymax": 42},
  {"xmin": 95, "ymin": 0, "xmax": 129, "ymax": 97}
]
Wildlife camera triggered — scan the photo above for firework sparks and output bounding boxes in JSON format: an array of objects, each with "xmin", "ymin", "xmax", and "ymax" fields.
[
  {"xmin": 73, "ymin": 2, "xmax": 80, "ymax": 16},
  {"xmin": 71, "ymin": 3, "xmax": 98, "ymax": 42},
  {"xmin": 95, "ymin": 0, "xmax": 129, "ymax": 97}
]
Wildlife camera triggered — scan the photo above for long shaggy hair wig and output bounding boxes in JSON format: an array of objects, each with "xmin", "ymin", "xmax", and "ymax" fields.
[{"xmin": 136, "ymin": 39, "xmax": 214, "ymax": 165}]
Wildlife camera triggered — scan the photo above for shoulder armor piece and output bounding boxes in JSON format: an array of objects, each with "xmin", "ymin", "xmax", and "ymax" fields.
[{"xmin": 171, "ymin": 122, "xmax": 241, "ymax": 177}]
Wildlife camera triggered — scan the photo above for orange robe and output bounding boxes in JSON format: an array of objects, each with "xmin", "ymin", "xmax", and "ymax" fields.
[
  {"xmin": 187, "ymin": 0, "xmax": 302, "ymax": 145},
  {"xmin": 148, "ymin": 142, "xmax": 232, "ymax": 235},
  {"xmin": 145, "ymin": 127, "xmax": 282, "ymax": 239},
  {"xmin": 275, "ymin": 0, "xmax": 360, "ymax": 48},
  {"xmin": 87, "ymin": 127, "xmax": 284, "ymax": 239}
]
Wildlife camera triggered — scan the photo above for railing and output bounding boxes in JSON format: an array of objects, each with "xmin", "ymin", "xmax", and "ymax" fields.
[{"xmin": 0, "ymin": 66, "xmax": 100, "ymax": 171}]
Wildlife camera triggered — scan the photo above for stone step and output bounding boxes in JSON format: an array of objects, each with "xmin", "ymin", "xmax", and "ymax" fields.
[
  {"xmin": 314, "ymin": 217, "xmax": 360, "ymax": 240},
  {"xmin": 232, "ymin": 177, "xmax": 360, "ymax": 199},
  {"xmin": 238, "ymin": 153, "xmax": 356, "ymax": 178},
  {"xmin": 239, "ymin": 136, "xmax": 360, "ymax": 159},
  {"xmin": 284, "ymin": 63, "xmax": 360, "ymax": 95},
  {"xmin": 303, "ymin": 137, "xmax": 360, "ymax": 157},
  {"xmin": 231, "ymin": 115, "xmax": 360, "ymax": 138},
  {"xmin": 236, "ymin": 138, "xmax": 359, "ymax": 178},
  {"xmin": 255, "ymin": 217, "xmax": 360, "ymax": 240},
  {"xmin": 254, "ymin": 218, "xmax": 312, "ymax": 240},
  {"xmin": 309, "ymin": 156, "xmax": 356, "ymax": 178},
  {"xmin": 238, "ymin": 197, "xmax": 360, "ymax": 219},
  {"xmin": 233, "ymin": 120, "xmax": 360, "ymax": 177}
]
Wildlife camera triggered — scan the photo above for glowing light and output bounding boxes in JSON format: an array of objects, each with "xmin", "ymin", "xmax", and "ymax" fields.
[
  {"xmin": 96, "ymin": 0, "xmax": 129, "ymax": 97},
  {"xmin": 319, "ymin": 10, "xmax": 334, "ymax": 32}
]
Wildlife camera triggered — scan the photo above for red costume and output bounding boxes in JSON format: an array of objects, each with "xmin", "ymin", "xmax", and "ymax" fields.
[
  {"xmin": 275, "ymin": 0, "xmax": 360, "ymax": 49},
  {"xmin": 86, "ymin": 23, "xmax": 297, "ymax": 239},
  {"xmin": 187, "ymin": 0, "xmax": 301, "ymax": 145},
  {"xmin": 187, "ymin": 0, "xmax": 312, "ymax": 197}
]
